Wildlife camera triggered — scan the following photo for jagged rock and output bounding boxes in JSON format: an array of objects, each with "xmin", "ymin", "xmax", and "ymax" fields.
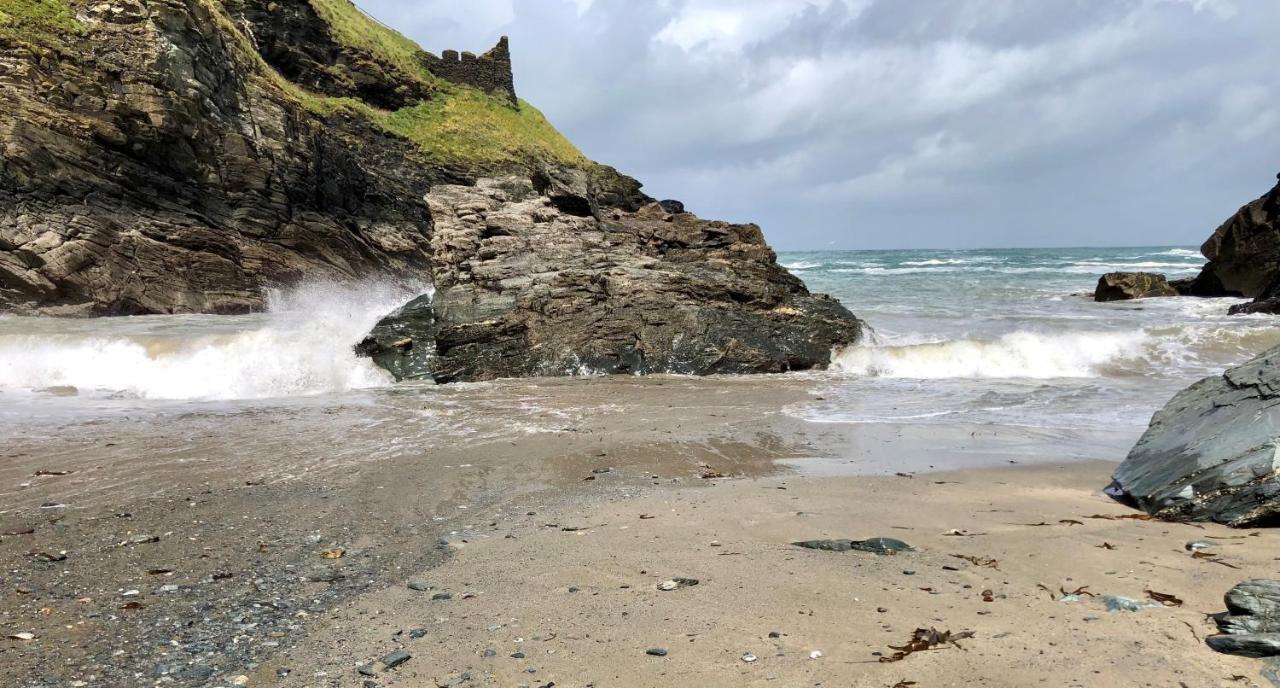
[
  {"xmin": 1094, "ymin": 272, "xmax": 1178, "ymax": 302},
  {"xmin": 1208, "ymin": 580, "xmax": 1280, "ymax": 657},
  {"xmin": 1200, "ymin": 177, "xmax": 1280, "ymax": 300},
  {"xmin": 358, "ymin": 174, "xmax": 863, "ymax": 383},
  {"xmin": 1108, "ymin": 344, "xmax": 1280, "ymax": 526}
]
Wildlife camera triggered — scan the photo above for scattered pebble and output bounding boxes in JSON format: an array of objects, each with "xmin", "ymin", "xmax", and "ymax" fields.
[
  {"xmin": 381, "ymin": 649, "xmax": 412, "ymax": 670},
  {"xmin": 646, "ymin": 648, "xmax": 668, "ymax": 657}
]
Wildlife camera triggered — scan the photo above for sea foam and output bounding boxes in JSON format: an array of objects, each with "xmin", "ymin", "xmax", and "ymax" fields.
[{"xmin": 0, "ymin": 282, "xmax": 428, "ymax": 401}]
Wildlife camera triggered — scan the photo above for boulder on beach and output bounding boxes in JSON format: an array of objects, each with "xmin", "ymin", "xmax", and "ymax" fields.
[
  {"xmin": 1207, "ymin": 579, "xmax": 1280, "ymax": 657},
  {"xmin": 1108, "ymin": 344, "xmax": 1280, "ymax": 527},
  {"xmin": 1093, "ymin": 272, "xmax": 1179, "ymax": 302}
]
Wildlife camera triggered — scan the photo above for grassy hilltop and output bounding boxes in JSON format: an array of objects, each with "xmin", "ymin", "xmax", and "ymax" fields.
[{"xmin": 0, "ymin": 0, "xmax": 586, "ymax": 168}]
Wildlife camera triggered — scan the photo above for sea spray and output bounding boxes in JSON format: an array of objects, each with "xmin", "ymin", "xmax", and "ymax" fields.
[{"xmin": 0, "ymin": 281, "xmax": 429, "ymax": 401}]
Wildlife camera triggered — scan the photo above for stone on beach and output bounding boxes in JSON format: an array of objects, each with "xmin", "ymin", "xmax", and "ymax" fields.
[
  {"xmin": 1207, "ymin": 581, "xmax": 1280, "ymax": 658},
  {"xmin": 792, "ymin": 537, "xmax": 913, "ymax": 554},
  {"xmin": 1108, "ymin": 343, "xmax": 1280, "ymax": 526}
]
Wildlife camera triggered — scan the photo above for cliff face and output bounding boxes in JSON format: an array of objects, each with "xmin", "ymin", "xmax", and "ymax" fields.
[
  {"xmin": 0, "ymin": 0, "xmax": 441, "ymax": 314},
  {"xmin": 0, "ymin": 0, "xmax": 582, "ymax": 314},
  {"xmin": 0, "ymin": 0, "xmax": 863, "ymax": 377}
]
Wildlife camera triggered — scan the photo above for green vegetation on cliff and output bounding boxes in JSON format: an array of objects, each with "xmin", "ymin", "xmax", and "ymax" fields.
[
  {"xmin": 306, "ymin": 0, "xmax": 429, "ymax": 83},
  {"xmin": 300, "ymin": 0, "xmax": 583, "ymax": 167},
  {"xmin": 385, "ymin": 90, "xmax": 585, "ymax": 166},
  {"xmin": 0, "ymin": 0, "xmax": 83, "ymax": 43}
]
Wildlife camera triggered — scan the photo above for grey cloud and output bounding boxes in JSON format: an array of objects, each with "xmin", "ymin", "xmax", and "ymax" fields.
[{"xmin": 359, "ymin": 0, "xmax": 1280, "ymax": 249}]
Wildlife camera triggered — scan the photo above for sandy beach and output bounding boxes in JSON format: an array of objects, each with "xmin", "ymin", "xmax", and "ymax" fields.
[{"xmin": 2, "ymin": 376, "xmax": 1272, "ymax": 687}]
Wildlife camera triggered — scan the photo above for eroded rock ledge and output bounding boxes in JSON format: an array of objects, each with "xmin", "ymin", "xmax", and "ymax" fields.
[{"xmin": 357, "ymin": 172, "xmax": 864, "ymax": 383}]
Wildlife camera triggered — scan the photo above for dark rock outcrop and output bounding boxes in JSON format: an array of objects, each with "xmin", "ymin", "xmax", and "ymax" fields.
[
  {"xmin": 1208, "ymin": 580, "xmax": 1280, "ymax": 657},
  {"xmin": 1108, "ymin": 344, "xmax": 1280, "ymax": 527},
  {"xmin": 357, "ymin": 174, "xmax": 864, "ymax": 383},
  {"xmin": 0, "ymin": 0, "xmax": 437, "ymax": 315},
  {"xmin": 1094, "ymin": 272, "xmax": 1178, "ymax": 302},
  {"xmin": 1179, "ymin": 175, "xmax": 1280, "ymax": 313},
  {"xmin": 1200, "ymin": 176, "xmax": 1280, "ymax": 299},
  {"xmin": 1229, "ymin": 276, "xmax": 1280, "ymax": 315}
]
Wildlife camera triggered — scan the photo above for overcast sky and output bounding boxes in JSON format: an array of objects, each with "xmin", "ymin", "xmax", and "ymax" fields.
[{"xmin": 360, "ymin": 0, "xmax": 1280, "ymax": 250}]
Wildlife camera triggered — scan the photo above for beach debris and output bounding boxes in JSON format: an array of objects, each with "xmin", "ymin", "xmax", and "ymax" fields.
[
  {"xmin": 1192, "ymin": 550, "xmax": 1242, "ymax": 568},
  {"xmin": 878, "ymin": 627, "xmax": 975, "ymax": 663},
  {"xmin": 1085, "ymin": 513, "xmax": 1154, "ymax": 521},
  {"xmin": 981, "ymin": 589, "xmax": 995, "ymax": 602},
  {"xmin": 409, "ymin": 628, "xmax": 428, "ymax": 639},
  {"xmin": 942, "ymin": 529, "xmax": 983, "ymax": 537},
  {"xmin": 592, "ymin": 467, "xmax": 613, "ymax": 474},
  {"xmin": 700, "ymin": 471, "xmax": 727, "ymax": 479},
  {"xmin": 319, "ymin": 547, "xmax": 345, "ymax": 559},
  {"xmin": 407, "ymin": 581, "xmax": 432, "ymax": 591},
  {"xmin": 381, "ymin": 649, "xmax": 412, "ymax": 670},
  {"xmin": 33, "ymin": 470, "xmax": 73, "ymax": 477},
  {"xmin": 639, "ymin": 514, "xmax": 655, "ymax": 520},
  {"xmin": 646, "ymin": 647, "xmax": 668, "ymax": 657},
  {"xmin": 1096, "ymin": 542, "xmax": 1117, "ymax": 550},
  {"xmin": 891, "ymin": 682, "xmax": 918, "ymax": 688},
  {"xmin": 793, "ymin": 537, "xmax": 913, "ymax": 555},
  {"xmin": 656, "ymin": 577, "xmax": 699, "ymax": 591},
  {"xmin": 7, "ymin": 632, "xmax": 35, "ymax": 641},
  {"xmin": 1103, "ymin": 595, "xmax": 1160, "ymax": 613},
  {"xmin": 741, "ymin": 652, "xmax": 757, "ymax": 663},
  {"xmin": 432, "ymin": 593, "xmax": 452, "ymax": 600},
  {"xmin": 1187, "ymin": 540, "xmax": 1218, "ymax": 552},
  {"xmin": 29, "ymin": 551, "xmax": 67, "ymax": 562},
  {"xmin": 809, "ymin": 650, "xmax": 823, "ymax": 659},
  {"xmin": 951, "ymin": 554, "xmax": 999, "ymax": 569},
  {"xmin": 147, "ymin": 568, "xmax": 174, "ymax": 575},
  {"xmin": 3, "ymin": 528, "xmax": 34, "ymax": 536},
  {"xmin": 1146, "ymin": 589, "xmax": 1184, "ymax": 607},
  {"xmin": 1039, "ymin": 584, "xmax": 1095, "ymax": 602},
  {"xmin": 120, "ymin": 601, "xmax": 144, "ymax": 610}
]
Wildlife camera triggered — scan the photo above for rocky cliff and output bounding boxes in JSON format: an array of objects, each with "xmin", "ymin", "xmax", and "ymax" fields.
[
  {"xmin": 0, "ymin": 0, "xmax": 862, "ymax": 375},
  {"xmin": 1194, "ymin": 175, "xmax": 1280, "ymax": 314}
]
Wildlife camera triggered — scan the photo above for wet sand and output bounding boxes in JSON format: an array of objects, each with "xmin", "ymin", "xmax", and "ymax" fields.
[{"xmin": 0, "ymin": 376, "xmax": 1271, "ymax": 687}]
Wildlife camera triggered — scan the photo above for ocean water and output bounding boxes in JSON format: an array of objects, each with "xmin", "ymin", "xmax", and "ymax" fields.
[
  {"xmin": 782, "ymin": 246, "xmax": 1278, "ymax": 432},
  {"xmin": 0, "ymin": 246, "xmax": 1276, "ymax": 482}
]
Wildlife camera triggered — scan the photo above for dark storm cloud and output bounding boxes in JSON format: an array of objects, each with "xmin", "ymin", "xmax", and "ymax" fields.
[{"xmin": 359, "ymin": 0, "xmax": 1280, "ymax": 249}]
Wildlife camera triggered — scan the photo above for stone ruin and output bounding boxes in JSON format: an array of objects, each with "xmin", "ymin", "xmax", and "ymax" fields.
[{"xmin": 419, "ymin": 36, "xmax": 517, "ymax": 106}]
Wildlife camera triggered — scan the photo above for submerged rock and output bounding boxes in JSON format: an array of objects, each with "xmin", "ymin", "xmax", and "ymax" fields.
[
  {"xmin": 792, "ymin": 537, "xmax": 913, "ymax": 554},
  {"xmin": 1108, "ymin": 344, "xmax": 1280, "ymax": 526},
  {"xmin": 359, "ymin": 174, "xmax": 863, "ymax": 383},
  {"xmin": 1208, "ymin": 580, "xmax": 1280, "ymax": 658},
  {"xmin": 1094, "ymin": 272, "xmax": 1178, "ymax": 302}
]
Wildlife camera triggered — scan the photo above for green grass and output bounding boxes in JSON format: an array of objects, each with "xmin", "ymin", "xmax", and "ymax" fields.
[
  {"xmin": 383, "ymin": 88, "xmax": 586, "ymax": 167},
  {"xmin": 306, "ymin": 0, "xmax": 435, "ymax": 85},
  {"xmin": 0, "ymin": 0, "xmax": 84, "ymax": 44}
]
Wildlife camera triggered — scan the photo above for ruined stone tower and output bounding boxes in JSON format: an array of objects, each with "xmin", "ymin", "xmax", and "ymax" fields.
[{"xmin": 419, "ymin": 36, "xmax": 517, "ymax": 106}]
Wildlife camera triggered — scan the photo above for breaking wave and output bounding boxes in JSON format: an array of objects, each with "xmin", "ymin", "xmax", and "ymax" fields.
[
  {"xmin": 832, "ymin": 325, "xmax": 1280, "ymax": 380},
  {"xmin": 0, "ymin": 282, "xmax": 428, "ymax": 401}
]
